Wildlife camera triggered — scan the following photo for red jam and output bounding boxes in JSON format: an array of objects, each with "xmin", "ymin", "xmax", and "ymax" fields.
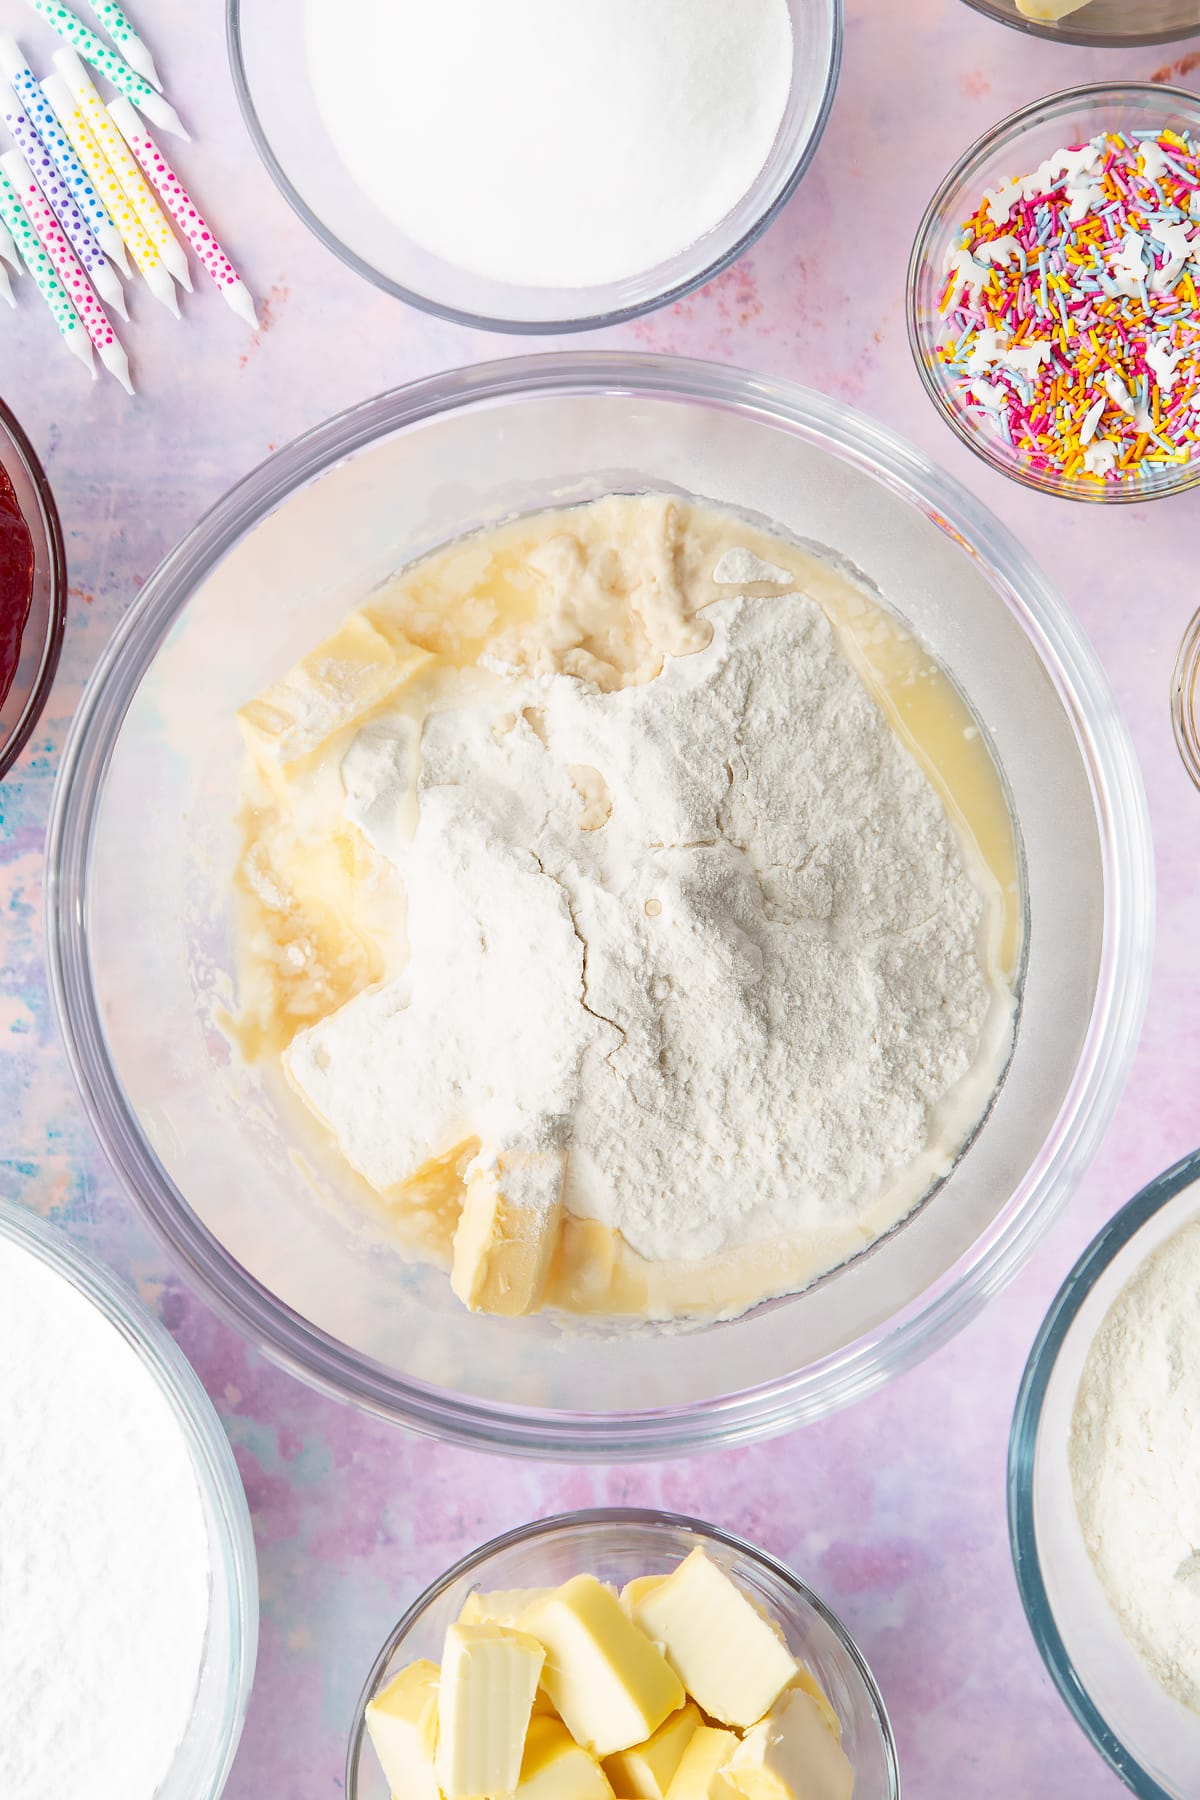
[{"xmin": 0, "ymin": 464, "xmax": 34, "ymax": 714}]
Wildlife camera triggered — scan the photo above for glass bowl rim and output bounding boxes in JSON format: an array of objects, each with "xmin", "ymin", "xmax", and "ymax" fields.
[
  {"xmin": 344, "ymin": 1505, "xmax": 901, "ymax": 1800},
  {"xmin": 0, "ymin": 1197, "xmax": 259, "ymax": 1800},
  {"xmin": 0, "ymin": 392, "xmax": 67, "ymax": 780},
  {"xmin": 957, "ymin": 0, "xmax": 1200, "ymax": 49},
  {"xmin": 1007, "ymin": 1146, "xmax": 1200, "ymax": 1800},
  {"xmin": 224, "ymin": 0, "xmax": 843, "ymax": 335},
  {"xmin": 45, "ymin": 349, "xmax": 1154, "ymax": 1459},
  {"xmin": 907, "ymin": 80, "xmax": 1200, "ymax": 506}
]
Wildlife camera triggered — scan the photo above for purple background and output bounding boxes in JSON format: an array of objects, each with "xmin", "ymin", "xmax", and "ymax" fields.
[{"xmin": 2, "ymin": 1, "xmax": 1199, "ymax": 1793}]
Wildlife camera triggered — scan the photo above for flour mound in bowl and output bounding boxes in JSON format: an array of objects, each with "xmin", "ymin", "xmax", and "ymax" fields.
[{"xmin": 233, "ymin": 495, "xmax": 1019, "ymax": 1322}]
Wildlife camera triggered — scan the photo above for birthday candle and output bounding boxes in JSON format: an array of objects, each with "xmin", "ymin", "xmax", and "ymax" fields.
[
  {"xmin": 0, "ymin": 36, "xmax": 130, "ymax": 274},
  {"xmin": 83, "ymin": 0, "xmax": 160, "ymax": 92},
  {"xmin": 0, "ymin": 215, "xmax": 20, "ymax": 272},
  {"xmin": 42, "ymin": 71, "xmax": 178, "ymax": 316},
  {"xmin": 22, "ymin": 0, "xmax": 187, "ymax": 139},
  {"xmin": 2, "ymin": 94, "xmax": 127, "ymax": 316},
  {"xmin": 108, "ymin": 97, "xmax": 257, "ymax": 327},
  {"xmin": 55, "ymin": 48, "xmax": 189, "ymax": 289},
  {"xmin": 1, "ymin": 147, "xmax": 131, "ymax": 391},
  {"xmin": 0, "ymin": 259, "xmax": 13, "ymax": 306},
  {"xmin": 0, "ymin": 158, "xmax": 92, "ymax": 373}
]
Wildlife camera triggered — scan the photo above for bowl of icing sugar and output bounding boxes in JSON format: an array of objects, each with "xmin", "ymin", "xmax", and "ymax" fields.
[
  {"xmin": 227, "ymin": 0, "xmax": 841, "ymax": 330},
  {"xmin": 0, "ymin": 1201, "xmax": 257, "ymax": 1800},
  {"xmin": 47, "ymin": 352, "xmax": 1152, "ymax": 1458},
  {"xmin": 1011, "ymin": 1149, "xmax": 1200, "ymax": 1799}
]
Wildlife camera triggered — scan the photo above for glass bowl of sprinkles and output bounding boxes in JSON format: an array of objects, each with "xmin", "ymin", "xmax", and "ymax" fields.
[
  {"xmin": 909, "ymin": 84, "xmax": 1200, "ymax": 504},
  {"xmin": 960, "ymin": 0, "xmax": 1200, "ymax": 50}
]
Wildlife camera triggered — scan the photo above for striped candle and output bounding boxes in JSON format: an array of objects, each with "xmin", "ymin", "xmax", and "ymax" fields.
[
  {"xmin": 1, "ymin": 147, "xmax": 132, "ymax": 391},
  {"xmin": 0, "ymin": 38, "xmax": 131, "ymax": 274},
  {"xmin": 2, "ymin": 95, "xmax": 127, "ymax": 316},
  {"xmin": 108, "ymin": 97, "xmax": 257, "ymax": 327},
  {"xmin": 22, "ymin": 0, "xmax": 187, "ymax": 139},
  {"xmin": 54, "ymin": 48, "xmax": 189, "ymax": 289},
  {"xmin": 40, "ymin": 70, "xmax": 179, "ymax": 316},
  {"xmin": 0, "ymin": 157, "xmax": 92, "ymax": 372}
]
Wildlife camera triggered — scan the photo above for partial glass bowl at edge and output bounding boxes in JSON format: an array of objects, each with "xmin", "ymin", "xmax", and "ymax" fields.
[
  {"xmin": 0, "ymin": 1201, "xmax": 258, "ymax": 1800},
  {"xmin": 1010, "ymin": 1149, "xmax": 1200, "ymax": 1800},
  {"xmin": 45, "ymin": 352, "xmax": 1154, "ymax": 1460},
  {"xmin": 960, "ymin": 0, "xmax": 1200, "ymax": 47},
  {"xmin": 909, "ymin": 83, "xmax": 1200, "ymax": 504},
  {"xmin": 226, "ymin": 0, "xmax": 841, "ymax": 333},
  {"xmin": 0, "ymin": 396, "xmax": 66, "ymax": 781},
  {"xmin": 346, "ymin": 1511, "xmax": 899, "ymax": 1800}
]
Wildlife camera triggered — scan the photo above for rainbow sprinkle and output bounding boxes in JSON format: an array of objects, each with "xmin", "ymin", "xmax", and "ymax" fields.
[{"xmin": 938, "ymin": 130, "xmax": 1200, "ymax": 488}]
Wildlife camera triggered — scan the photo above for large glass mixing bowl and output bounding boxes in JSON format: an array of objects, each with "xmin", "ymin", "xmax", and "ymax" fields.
[{"xmin": 46, "ymin": 354, "xmax": 1153, "ymax": 1459}]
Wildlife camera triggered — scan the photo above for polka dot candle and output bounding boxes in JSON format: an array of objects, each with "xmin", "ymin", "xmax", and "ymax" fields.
[
  {"xmin": 22, "ymin": 0, "xmax": 188, "ymax": 139},
  {"xmin": 1, "ymin": 95, "xmax": 127, "ymax": 317},
  {"xmin": 41, "ymin": 70, "xmax": 178, "ymax": 317},
  {"xmin": 55, "ymin": 47, "xmax": 190, "ymax": 290},
  {"xmin": 0, "ymin": 40, "xmax": 132, "ymax": 275},
  {"xmin": 1, "ymin": 147, "xmax": 132, "ymax": 391},
  {"xmin": 107, "ymin": 96, "xmax": 257, "ymax": 326},
  {"xmin": 83, "ymin": 0, "xmax": 161, "ymax": 92},
  {"xmin": 0, "ymin": 156, "xmax": 93, "ymax": 372}
]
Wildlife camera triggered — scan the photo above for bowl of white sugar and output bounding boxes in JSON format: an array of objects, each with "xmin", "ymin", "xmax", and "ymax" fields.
[
  {"xmin": 1010, "ymin": 1148, "xmax": 1200, "ymax": 1799},
  {"xmin": 227, "ymin": 0, "xmax": 841, "ymax": 331},
  {"xmin": 47, "ymin": 352, "xmax": 1151, "ymax": 1458},
  {"xmin": 0, "ymin": 1202, "xmax": 257, "ymax": 1800}
]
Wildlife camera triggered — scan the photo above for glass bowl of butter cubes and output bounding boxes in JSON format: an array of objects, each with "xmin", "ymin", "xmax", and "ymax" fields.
[
  {"xmin": 346, "ymin": 1509, "xmax": 899, "ymax": 1800},
  {"xmin": 959, "ymin": 0, "xmax": 1200, "ymax": 46}
]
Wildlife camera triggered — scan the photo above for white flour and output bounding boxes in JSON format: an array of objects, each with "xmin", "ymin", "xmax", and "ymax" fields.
[
  {"xmin": 0, "ymin": 1233, "xmax": 211, "ymax": 1799},
  {"xmin": 1071, "ymin": 1216, "xmax": 1200, "ymax": 1712},
  {"xmin": 287, "ymin": 592, "xmax": 1006, "ymax": 1268},
  {"xmin": 305, "ymin": 0, "xmax": 794, "ymax": 288}
]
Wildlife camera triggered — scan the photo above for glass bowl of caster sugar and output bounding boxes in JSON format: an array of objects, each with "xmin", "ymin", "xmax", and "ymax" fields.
[
  {"xmin": 1011, "ymin": 1149, "xmax": 1200, "ymax": 1799},
  {"xmin": 228, "ymin": 0, "xmax": 841, "ymax": 331},
  {"xmin": 0, "ymin": 1203, "xmax": 257, "ymax": 1800}
]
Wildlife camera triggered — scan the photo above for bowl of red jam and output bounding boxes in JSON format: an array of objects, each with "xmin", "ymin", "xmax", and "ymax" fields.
[{"xmin": 0, "ymin": 397, "xmax": 66, "ymax": 781}]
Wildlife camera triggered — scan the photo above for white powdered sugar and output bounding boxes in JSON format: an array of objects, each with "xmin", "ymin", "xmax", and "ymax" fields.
[
  {"xmin": 305, "ymin": 0, "xmax": 794, "ymax": 289},
  {"xmin": 287, "ymin": 591, "xmax": 1007, "ymax": 1268},
  {"xmin": 1070, "ymin": 1216, "xmax": 1200, "ymax": 1713},
  {"xmin": 0, "ymin": 1233, "xmax": 211, "ymax": 1800}
]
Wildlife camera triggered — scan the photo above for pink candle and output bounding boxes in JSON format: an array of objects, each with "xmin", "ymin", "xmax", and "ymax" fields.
[
  {"xmin": 1, "ymin": 147, "xmax": 132, "ymax": 392},
  {"xmin": 107, "ymin": 95, "xmax": 257, "ymax": 328}
]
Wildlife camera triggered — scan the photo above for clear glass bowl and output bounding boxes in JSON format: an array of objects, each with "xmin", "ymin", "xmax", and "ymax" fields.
[
  {"xmin": 1009, "ymin": 1150, "xmax": 1200, "ymax": 1799},
  {"xmin": 960, "ymin": 0, "xmax": 1200, "ymax": 46},
  {"xmin": 1171, "ymin": 604, "xmax": 1200, "ymax": 790},
  {"xmin": 0, "ymin": 1199, "xmax": 258, "ymax": 1800},
  {"xmin": 0, "ymin": 396, "xmax": 66, "ymax": 781},
  {"xmin": 909, "ymin": 83, "xmax": 1200, "ymax": 504},
  {"xmin": 46, "ymin": 352, "xmax": 1153, "ymax": 1459},
  {"xmin": 346, "ymin": 1510, "xmax": 899, "ymax": 1800},
  {"xmin": 226, "ymin": 0, "xmax": 841, "ymax": 333}
]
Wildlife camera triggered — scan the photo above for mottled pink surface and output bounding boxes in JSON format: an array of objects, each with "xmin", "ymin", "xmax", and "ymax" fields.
[{"xmin": 1, "ymin": 1, "xmax": 1198, "ymax": 1794}]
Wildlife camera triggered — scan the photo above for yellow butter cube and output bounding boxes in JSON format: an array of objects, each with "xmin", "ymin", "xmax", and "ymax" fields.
[
  {"xmin": 664, "ymin": 1725, "xmax": 739, "ymax": 1800},
  {"xmin": 451, "ymin": 1149, "xmax": 565, "ymax": 1317},
  {"xmin": 726, "ymin": 1689, "xmax": 854, "ymax": 1800},
  {"xmin": 363, "ymin": 1659, "xmax": 440, "ymax": 1800},
  {"xmin": 239, "ymin": 614, "xmax": 433, "ymax": 767},
  {"xmin": 518, "ymin": 1714, "xmax": 617, "ymax": 1800},
  {"xmin": 790, "ymin": 1667, "xmax": 842, "ymax": 1743},
  {"xmin": 435, "ymin": 1623, "xmax": 545, "ymax": 1799},
  {"xmin": 520, "ymin": 1575, "xmax": 685, "ymax": 1758},
  {"xmin": 620, "ymin": 1574, "xmax": 669, "ymax": 1616},
  {"xmin": 603, "ymin": 1702, "xmax": 702, "ymax": 1799},
  {"xmin": 631, "ymin": 1550, "xmax": 798, "ymax": 1729},
  {"xmin": 460, "ymin": 1587, "xmax": 557, "ymax": 1629}
]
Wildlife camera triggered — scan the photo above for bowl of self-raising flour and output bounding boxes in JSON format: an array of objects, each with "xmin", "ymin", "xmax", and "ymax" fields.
[
  {"xmin": 1010, "ymin": 1149, "xmax": 1200, "ymax": 1799},
  {"xmin": 227, "ymin": 0, "xmax": 841, "ymax": 331},
  {"xmin": 0, "ymin": 1202, "xmax": 257, "ymax": 1800},
  {"xmin": 47, "ymin": 353, "xmax": 1152, "ymax": 1457}
]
